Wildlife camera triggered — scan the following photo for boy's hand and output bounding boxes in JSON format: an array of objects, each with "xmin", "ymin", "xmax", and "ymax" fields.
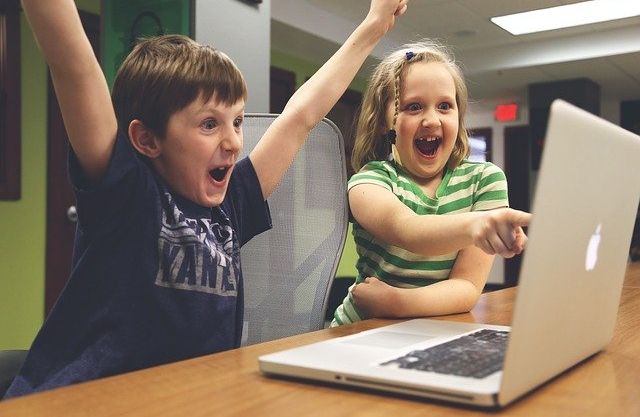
[
  {"xmin": 471, "ymin": 209, "xmax": 531, "ymax": 258},
  {"xmin": 366, "ymin": 0, "xmax": 409, "ymax": 34}
]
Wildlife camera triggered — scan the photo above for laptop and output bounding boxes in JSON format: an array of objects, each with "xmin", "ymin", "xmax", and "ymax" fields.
[{"xmin": 258, "ymin": 100, "xmax": 640, "ymax": 407}]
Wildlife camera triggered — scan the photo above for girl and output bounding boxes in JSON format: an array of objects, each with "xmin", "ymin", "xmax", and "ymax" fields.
[{"xmin": 332, "ymin": 40, "xmax": 530, "ymax": 326}]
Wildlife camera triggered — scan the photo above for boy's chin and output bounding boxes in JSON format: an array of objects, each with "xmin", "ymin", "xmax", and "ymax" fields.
[{"xmin": 201, "ymin": 192, "xmax": 227, "ymax": 208}]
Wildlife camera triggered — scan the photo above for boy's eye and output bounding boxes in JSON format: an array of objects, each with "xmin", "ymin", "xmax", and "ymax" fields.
[
  {"xmin": 201, "ymin": 119, "xmax": 217, "ymax": 130},
  {"xmin": 234, "ymin": 117, "xmax": 244, "ymax": 128}
]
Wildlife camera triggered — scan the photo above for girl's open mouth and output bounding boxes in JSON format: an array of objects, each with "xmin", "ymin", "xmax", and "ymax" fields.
[{"xmin": 415, "ymin": 137, "xmax": 442, "ymax": 157}]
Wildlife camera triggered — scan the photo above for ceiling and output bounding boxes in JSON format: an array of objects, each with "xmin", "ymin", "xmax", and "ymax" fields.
[{"xmin": 271, "ymin": 0, "xmax": 640, "ymax": 109}]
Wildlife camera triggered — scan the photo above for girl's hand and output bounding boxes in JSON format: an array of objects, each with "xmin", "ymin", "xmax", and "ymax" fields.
[
  {"xmin": 351, "ymin": 277, "xmax": 399, "ymax": 318},
  {"xmin": 366, "ymin": 0, "xmax": 409, "ymax": 34},
  {"xmin": 471, "ymin": 208, "xmax": 531, "ymax": 258}
]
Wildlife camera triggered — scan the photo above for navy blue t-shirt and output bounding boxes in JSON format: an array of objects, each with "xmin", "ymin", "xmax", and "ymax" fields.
[{"xmin": 4, "ymin": 130, "xmax": 271, "ymax": 398}]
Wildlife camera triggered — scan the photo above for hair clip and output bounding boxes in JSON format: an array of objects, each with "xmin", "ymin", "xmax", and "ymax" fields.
[
  {"xmin": 405, "ymin": 51, "xmax": 415, "ymax": 61},
  {"xmin": 386, "ymin": 129, "xmax": 397, "ymax": 144}
]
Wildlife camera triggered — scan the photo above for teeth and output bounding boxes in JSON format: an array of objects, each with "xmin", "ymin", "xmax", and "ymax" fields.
[{"xmin": 418, "ymin": 137, "xmax": 440, "ymax": 142}]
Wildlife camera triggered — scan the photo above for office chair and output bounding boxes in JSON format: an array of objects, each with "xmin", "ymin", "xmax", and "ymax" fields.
[
  {"xmin": 240, "ymin": 114, "xmax": 348, "ymax": 345},
  {"xmin": 0, "ymin": 349, "xmax": 28, "ymax": 399}
]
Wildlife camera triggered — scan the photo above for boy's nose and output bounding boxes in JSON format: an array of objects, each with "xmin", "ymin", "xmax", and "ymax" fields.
[{"xmin": 222, "ymin": 128, "xmax": 242, "ymax": 154}]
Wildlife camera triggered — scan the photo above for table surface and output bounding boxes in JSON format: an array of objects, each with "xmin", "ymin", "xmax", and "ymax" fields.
[{"xmin": 2, "ymin": 262, "xmax": 639, "ymax": 417}]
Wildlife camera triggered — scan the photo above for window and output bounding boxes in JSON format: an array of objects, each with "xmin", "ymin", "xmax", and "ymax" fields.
[
  {"xmin": 467, "ymin": 127, "xmax": 492, "ymax": 163},
  {"xmin": 0, "ymin": 0, "xmax": 20, "ymax": 200}
]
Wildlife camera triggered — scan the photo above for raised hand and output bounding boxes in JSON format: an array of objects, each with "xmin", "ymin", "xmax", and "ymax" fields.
[{"xmin": 365, "ymin": 0, "xmax": 409, "ymax": 34}]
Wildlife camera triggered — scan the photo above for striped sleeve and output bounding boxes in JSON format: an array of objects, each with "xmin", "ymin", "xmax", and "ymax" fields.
[
  {"xmin": 473, "ymin": 163, "xmax": 509, "ymax": 211},
  {"xmin": 348, "ymin": 161, "xmax": 394, "ymax": 192}
]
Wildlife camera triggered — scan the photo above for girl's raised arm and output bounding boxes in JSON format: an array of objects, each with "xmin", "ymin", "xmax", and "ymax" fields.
[{"xmin": 249, "ymin": 0, "xmax": 408, "ymax": 199}]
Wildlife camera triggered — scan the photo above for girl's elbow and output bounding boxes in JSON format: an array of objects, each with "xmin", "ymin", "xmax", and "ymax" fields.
[
  {"xmin": 462, "ymin": 291, "xmax": 482, "ymax": 312},
  {"xmin": 281, "ymin": 103, "xmax": 317, "ymax": 133}
]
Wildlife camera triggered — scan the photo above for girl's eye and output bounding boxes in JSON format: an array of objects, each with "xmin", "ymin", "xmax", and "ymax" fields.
[
  {"xmin": 201, "ymin": 119, "xmax": 217, "ymax": 130},
  {"xmin": 234, "ymin": 117, "xmax": 244, "ymax": 128},
  {"xmin": 438, "ymin": 102, "xmax": 453, "ymax": 111},
  {"xmin": 406, "ymin": 103, "xmax": 422, "ymax": 112}
]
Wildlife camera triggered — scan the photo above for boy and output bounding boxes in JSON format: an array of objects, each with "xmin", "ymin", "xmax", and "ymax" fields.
[{"xmin": 6, "ymin": 0, "xmax": 408, "ymax": 398}]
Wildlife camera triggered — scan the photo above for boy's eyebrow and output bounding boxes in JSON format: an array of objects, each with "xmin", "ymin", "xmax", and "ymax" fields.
[{"xmin": 194, "ymin": 104, "xmax": 246, "ymax": 118}]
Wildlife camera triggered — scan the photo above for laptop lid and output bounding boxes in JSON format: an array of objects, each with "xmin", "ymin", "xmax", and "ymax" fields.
[
  {"xmin": 259, "ymin": 100, "xmax": 640, "ymax": 408},
  {"xmin": 497, "ymin": 99, "xmax": 640, "ymax": 405}
]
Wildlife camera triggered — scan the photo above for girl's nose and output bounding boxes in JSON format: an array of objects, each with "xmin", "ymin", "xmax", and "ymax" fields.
[{"xmin": 421, "ymin": 108, "xmax": 441, "ymax": 128}]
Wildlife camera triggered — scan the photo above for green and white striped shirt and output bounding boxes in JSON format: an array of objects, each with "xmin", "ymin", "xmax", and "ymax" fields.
[{"xmin": 331, "ymin": 159, "xmax": 509, "ymax": 326}]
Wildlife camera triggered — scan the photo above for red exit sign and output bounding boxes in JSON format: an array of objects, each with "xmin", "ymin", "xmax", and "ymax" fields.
[{"xmin": 495, "ymin": 103, "xmax": 519, "ymax": 122}]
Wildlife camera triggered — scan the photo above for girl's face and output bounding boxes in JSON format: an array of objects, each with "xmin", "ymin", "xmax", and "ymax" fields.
[{"xmin": 385, "ymin": 61, "xmax": 459, "ymax": 187}]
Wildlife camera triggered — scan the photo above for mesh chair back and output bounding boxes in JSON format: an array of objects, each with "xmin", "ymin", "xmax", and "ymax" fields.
[{"xmin": 239, "ymin": 114, "xmax": 348, "ymax": 345}]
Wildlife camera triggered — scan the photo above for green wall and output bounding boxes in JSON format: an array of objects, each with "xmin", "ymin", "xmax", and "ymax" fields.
[
  {"xmin": 0, "ymin": 0, "xmax": 100, "ymax": 350},
  {"xmin": 271, "ymin": 50, "xmax": 361, "ymax": 279},
  {"xmin": 102, "ymin": 0, "xmax": 191, "ymax": 88}
]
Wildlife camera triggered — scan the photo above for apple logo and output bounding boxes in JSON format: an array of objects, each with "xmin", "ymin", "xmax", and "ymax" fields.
[{"xmin": 585, "ymin": 224, "xmax": 602, "ymax": 271}]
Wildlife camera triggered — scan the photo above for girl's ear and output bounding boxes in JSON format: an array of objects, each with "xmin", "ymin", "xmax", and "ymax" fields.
[{"xmin": 128, "ymin": 119, "xmax": 161, "ymax": 158}]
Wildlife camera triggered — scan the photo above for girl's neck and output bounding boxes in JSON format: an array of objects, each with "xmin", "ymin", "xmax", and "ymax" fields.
[
  {"xmin": 394, "ymin": 161, "xmax": 445, "ymax": 199},
  {"xmin": 416, "ymin": 174, "xmax": 443, "ymax": 199}
]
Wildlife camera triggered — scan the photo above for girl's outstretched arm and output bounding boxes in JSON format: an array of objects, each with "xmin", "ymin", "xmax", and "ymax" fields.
[
  {"xmin": 250, "ymin": 0, "xmax": 409, "ymax": 199},
  {"xmin": 349, "ymin": 183, "xmax": 530, "ymax": 258}
]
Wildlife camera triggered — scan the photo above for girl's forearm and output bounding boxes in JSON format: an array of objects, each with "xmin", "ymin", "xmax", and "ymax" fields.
[
  {"xmin": 391, "ymin": 279, "xmax": 481, "ymax": 318},
  {"xmin": 390, "ymin": 211, "xmax": 479, "ymax": 256}
]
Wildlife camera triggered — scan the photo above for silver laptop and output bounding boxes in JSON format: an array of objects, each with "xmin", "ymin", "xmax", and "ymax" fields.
[{"xmin": 259, "ymin": 100, "xmax": 640, "ymax": 408}]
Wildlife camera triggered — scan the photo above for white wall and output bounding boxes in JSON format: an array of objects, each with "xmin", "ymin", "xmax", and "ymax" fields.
[{"xmin": 194, "ymin": 0, "xmax": 270, "ymax": 112}]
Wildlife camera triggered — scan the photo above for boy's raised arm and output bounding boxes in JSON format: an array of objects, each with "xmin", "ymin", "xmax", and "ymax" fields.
[
  {"xmin": 249, "ymin": 0, "xmax": 408, "ymax": 199},
  {"xmin": 22, "ymin": 0, "xmax": 117, "ymax": 181}
]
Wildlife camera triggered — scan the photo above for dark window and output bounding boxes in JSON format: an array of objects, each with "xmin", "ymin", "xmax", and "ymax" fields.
[{"xmin": 0, "ymin": 0, "xmax": 20, "ymax": 200}]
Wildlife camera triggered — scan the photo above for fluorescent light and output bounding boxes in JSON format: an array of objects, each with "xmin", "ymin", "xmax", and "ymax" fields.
[{"xmin": 491, "ymin": 0, "xmax": 640, "ymax": 35}]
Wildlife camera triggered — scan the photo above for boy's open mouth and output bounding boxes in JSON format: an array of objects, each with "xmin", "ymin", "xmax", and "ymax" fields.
[
  {"xmin": 209, "ymin": 166, "xmax": 230, "ymax": 183},
  {"xmin": 415, "ymin": 137, "xmax": 442, "ymax": 157}
]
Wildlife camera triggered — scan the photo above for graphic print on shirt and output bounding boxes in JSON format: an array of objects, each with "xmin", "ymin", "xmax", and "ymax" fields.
[{"xmin": 155, "ymin": 192, "xmax": 240, "ymax": 296}]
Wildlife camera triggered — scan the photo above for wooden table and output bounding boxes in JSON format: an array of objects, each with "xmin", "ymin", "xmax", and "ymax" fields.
[{"xmin": 2, "ymin": 263, "xmax": 639, "ymax": 417}]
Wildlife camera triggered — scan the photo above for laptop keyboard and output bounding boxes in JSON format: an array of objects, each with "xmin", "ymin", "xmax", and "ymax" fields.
[{"xmin": 380, "ymin": 329, "xmax": 509, "ymax": 379}]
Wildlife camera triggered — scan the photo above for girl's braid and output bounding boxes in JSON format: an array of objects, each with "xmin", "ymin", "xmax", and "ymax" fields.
[{"xmin": 387, "ymin": 51, "xmax": 415, "ymax": 144}]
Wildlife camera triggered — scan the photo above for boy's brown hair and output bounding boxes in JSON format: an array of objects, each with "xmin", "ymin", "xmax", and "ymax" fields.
[{"xmin": 112, "ymin": 34, "xmax": 247, "ymax": 138}]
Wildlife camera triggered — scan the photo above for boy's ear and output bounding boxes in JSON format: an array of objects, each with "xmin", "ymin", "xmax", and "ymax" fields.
[{"xmin": 128, "ymin": 119, "xmax": 161, "ymax": 158}]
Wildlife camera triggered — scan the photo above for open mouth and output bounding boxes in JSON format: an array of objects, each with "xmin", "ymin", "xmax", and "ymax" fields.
[
  {"xmin": 209, "ymin": 166, "xmax": 230, "ymax": 183},
  {"xmin": 415, "ymin": 137, "xmax": 442, "ymax": 157}
]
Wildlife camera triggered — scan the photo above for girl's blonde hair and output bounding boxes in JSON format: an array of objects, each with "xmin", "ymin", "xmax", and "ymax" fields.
[{"xmin": 351, "ymin": 40, "xmax": 470, "ymax": 173}]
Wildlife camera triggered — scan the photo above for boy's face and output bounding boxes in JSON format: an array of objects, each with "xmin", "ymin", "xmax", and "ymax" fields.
[{"xmin": 153, "ymin": 94, "xmax": 245, "ymax": 207}]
